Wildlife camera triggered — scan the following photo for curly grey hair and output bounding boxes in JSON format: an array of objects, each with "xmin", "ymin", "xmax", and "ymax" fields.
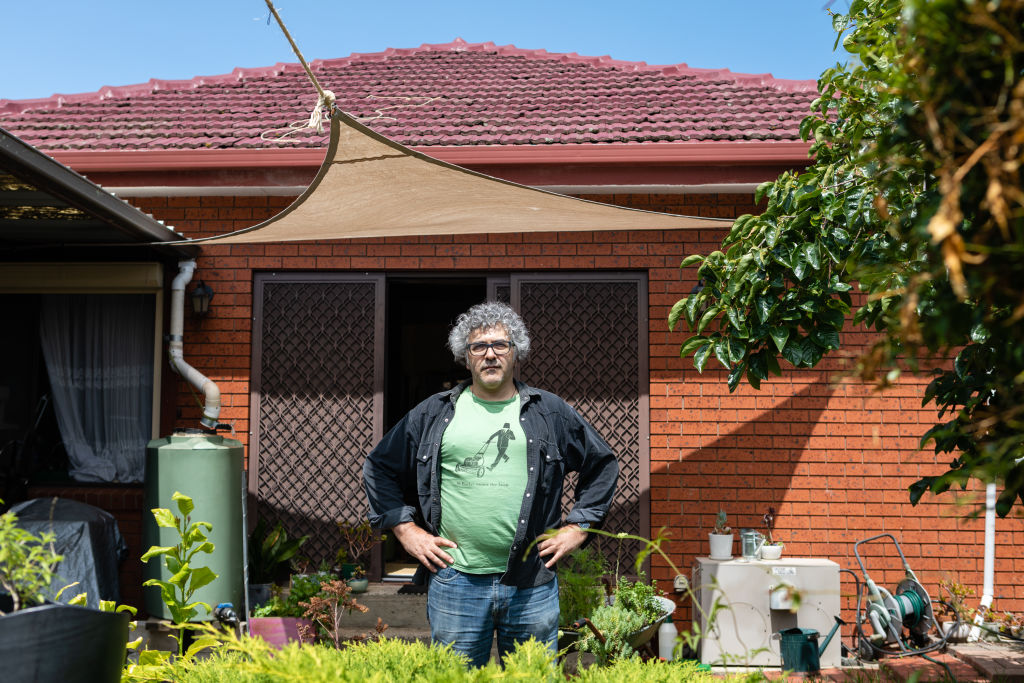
[{"xmin": 448, "ymin": 301, "xmax": 531, "ymax": 365}]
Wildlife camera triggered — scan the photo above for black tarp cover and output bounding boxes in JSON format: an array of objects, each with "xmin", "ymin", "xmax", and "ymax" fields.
[{"xmin": 10, "ymin": 497, "xmax": 127, "ymax": 607}]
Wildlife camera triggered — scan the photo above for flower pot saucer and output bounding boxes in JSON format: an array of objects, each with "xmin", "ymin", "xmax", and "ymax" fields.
[{"xmin": 708, "ymin": 554, "xmax": 732, "ymax": 561}]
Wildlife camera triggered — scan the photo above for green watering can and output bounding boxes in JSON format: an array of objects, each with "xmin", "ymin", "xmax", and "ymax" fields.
[{"xmin": 779, "ymin": 616, "xmax": 846, "ymax": 673}]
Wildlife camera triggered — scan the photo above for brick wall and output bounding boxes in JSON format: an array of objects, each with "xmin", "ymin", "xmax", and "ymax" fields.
[{"xmin": 128, "ymin": 192, "xmax": 1024, "ymax": 627}]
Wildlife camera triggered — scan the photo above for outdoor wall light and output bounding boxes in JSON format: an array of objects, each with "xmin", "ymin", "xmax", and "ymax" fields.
[{"xmin": 190, "ymin": 280, "xmax": 215, "ymax": 317}]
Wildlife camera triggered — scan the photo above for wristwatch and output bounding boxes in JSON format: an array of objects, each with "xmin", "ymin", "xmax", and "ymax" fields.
[{"xmin": 575, "ymin": 522, "xmax": 591, "ymax": 530}]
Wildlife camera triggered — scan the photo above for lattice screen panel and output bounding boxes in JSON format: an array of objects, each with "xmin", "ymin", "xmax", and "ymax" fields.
[
  {"xmin": 516, "ymin": 279, "xmax": 644, "ymax": 570},
  {"xmin": 256, "ymin": 280, "xmax": 378, "ymax": 563}
]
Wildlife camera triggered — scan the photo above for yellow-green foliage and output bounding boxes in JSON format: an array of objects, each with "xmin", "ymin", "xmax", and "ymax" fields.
[
  {"xmin": 151, "ymin": 634, "xmax": 560, "ymax": 682},
  {"xmin": 576, "ymin": 604, "xmax": 645, "ymax": 665},
  {"xmin": 574, "ymin": 657, "xmax": 717, "ymax": 683},
  {"xmin": 137, "ymin": 627, "xmax": 736, "ymax": 682}
]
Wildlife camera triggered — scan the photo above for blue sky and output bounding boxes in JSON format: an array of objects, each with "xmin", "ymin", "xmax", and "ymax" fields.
[{"xmin": 2, "ymin": 1, "xmax": 850, "ymax": 101}]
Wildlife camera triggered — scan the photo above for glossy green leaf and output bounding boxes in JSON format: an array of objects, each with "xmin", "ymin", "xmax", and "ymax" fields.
[
  {"xmin": 680, "ymin": 254, "xmax": 704, "ymax": 269},
  {"xmin": 801, "ymin": 243, "xmax": 821, "ymax": 270},
  {"xmin": 781, "ymin": 336, "xmax": 805, "ymax": 366},
  {"xmin": 728, "ymin": 337, "xmax": 747, "ymax": 364},
  {"xmin": 693, "ymin": 343, "xmax": 713, "ymax": 373},
  {"xmin": 668, "ymin": 298, "xmax": 687, "ymax": 331},
  {"xmin": 769, "ymin": 325, "xmax": 790, "ymax": 353},
  {"xmin": 678, "ymin": 335, "xmax": 709, "ymax": 358},
  {"xmin": 755, "ymin": 296, "xmax": 774, "ymax": 324},
  {"xmin": 727, "ymin": 362, "xmax": 746, "ymax": 392},
  {"xmin": 697, "ymin": 306, "xmax": 719, "ymax": 334},
  {"xmin": 713, "ymin": 336, "xmax": 731, "ymax": 369}
]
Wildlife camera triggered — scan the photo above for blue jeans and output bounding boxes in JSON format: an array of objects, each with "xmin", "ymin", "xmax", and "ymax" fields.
[{"xmin": 427, "ymin": 566, "xmax": 559, "ymax": 668}]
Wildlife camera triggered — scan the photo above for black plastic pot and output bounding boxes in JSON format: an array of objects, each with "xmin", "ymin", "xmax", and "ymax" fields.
[{"xmin": 0, "ymin": 603, "xmax": 129, "ymax": 683}]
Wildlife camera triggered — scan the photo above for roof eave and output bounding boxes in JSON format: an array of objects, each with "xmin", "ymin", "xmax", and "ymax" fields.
[
  {"xmin": 46, "ymin": 140, "xmax": 813, "ymax": 173},
  {"xmin": 1, "ymin": 128, "xmax": 198, "ymax": 258}
]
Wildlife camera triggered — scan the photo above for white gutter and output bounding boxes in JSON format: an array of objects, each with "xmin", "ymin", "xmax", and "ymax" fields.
[
  {"xmin": 170, "ymin": 260, "xmax": 221, "ymax": 430},
  {"xmin": 968, "ymin": 482, "xmax": 996, "ymax": 642}
]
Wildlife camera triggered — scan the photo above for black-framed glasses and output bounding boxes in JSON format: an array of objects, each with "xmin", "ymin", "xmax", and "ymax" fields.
[{"xmin": 467, "ymin": 340, "xmax": 515, "ymax": 356}]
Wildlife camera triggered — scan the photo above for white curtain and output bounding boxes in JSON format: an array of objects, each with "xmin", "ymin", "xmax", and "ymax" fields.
[{"xmin": 39, "ymin": 294, "xmax": 154, "ymax": 483}]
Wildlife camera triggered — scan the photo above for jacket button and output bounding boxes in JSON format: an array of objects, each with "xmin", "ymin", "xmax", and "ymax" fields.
[{"xmin": 526, "ymin": 493, "xmax": 531, "ymax": 498}]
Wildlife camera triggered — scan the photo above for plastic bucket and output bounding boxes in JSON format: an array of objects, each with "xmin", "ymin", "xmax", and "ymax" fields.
[{"xmin": 779, "ymin": 627, "xmax": 821, "ymax": 673}]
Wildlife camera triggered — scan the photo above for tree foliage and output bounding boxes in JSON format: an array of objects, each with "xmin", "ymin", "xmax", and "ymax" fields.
[{"xmin": 670, "ymin": 0, "xmax": 1024, "ymax": 514}]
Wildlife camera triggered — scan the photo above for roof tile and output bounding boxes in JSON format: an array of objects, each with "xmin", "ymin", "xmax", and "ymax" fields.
[{"xmin": 0, "ymin": 40, "xmax": 817, "ymax": 151}]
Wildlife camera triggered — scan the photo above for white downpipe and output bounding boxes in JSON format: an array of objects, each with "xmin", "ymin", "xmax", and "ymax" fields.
[
  {"xmin": 170, "ymin": 260, "xmax": 221, "ymax": 430},
  {"xmin": 967, "ymin": 482, "xmax": 996, "ymax": 642}
]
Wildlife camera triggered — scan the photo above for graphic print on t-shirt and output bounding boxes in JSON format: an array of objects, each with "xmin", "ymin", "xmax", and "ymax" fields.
[
  {"xmin": 454, "ymin": 423, "xmax": 516, "ymax": 477},
  {"xmin": 439, "ymin": 391, "xmax": 528, "ymax": 573}
]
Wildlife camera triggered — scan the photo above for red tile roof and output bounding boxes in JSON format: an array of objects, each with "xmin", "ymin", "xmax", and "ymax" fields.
[{"xmin": 0, "ymin": 39, "xmax": 817, "ymax": 152}]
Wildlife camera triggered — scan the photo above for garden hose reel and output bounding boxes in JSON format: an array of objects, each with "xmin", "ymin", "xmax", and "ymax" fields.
[
  {"xmin": 864, "ymin": 577, "xmax": 935, "ymax": 644},
  {"xmin": 854, "ymin": 533, "xmax": 937, "ymax": 659}
]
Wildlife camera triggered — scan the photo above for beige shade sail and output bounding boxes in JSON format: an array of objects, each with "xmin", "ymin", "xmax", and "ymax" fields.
[{"xmin": 198, "ymin": 110, "xmax": 730, "ymax": 245}]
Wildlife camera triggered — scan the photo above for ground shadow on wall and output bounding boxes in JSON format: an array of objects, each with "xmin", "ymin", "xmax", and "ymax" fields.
[{"xmin": 653, "ymin": 376, "xmax": 838, "ymax": 580}]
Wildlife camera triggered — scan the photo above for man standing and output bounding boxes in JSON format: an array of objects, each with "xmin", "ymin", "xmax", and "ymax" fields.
[{"xmin": 363, "ymin": 301, "xmax": 618, "ymax": 666}]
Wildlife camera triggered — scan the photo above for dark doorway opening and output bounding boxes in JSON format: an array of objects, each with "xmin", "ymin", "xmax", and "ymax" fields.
[
  {"xmin": 0, "ymin": 294, "xmax": 69, "ymax": 505},
  {"xmin": 381, "ymin": 277, "xmax": 485, "ymax": 580},
  {"xmin": 384, "ymin": 277, "xmax": 484, "ymax": 431}
]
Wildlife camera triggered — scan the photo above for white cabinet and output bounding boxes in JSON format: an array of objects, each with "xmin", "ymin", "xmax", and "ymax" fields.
[{"xmin": 692, "ymin": 557, "xmax": 842, "ymax": 668}]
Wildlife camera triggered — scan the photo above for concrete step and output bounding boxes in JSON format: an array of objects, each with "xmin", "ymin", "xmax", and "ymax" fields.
[{"xmin": 346, "ymin": 583, "xmax": 428, "ymax": 631}]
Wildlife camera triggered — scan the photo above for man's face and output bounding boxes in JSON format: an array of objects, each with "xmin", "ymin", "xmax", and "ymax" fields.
[{"xmin": 466, "ymin": 324, "xmax": 515, "ymax": 396}]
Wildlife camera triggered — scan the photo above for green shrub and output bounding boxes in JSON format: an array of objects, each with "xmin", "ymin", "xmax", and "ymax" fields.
[
  {"xmin": 156, "ymin": 633, "xmax": 564, "ymax": 682},
  {"xmin": 577, "ymin": 604, "xmax": 645, "ymax": 664},
  {"xmin": 611, "ymin": 573, "xmax": 661, "ymax": 625},
  {"xmin": 488, "ymin": 638, "xmax": 560, "ymax": 681},
  {"xmin": 575, "ymin": 656, "xmax": 716, "ymax": 682},
  {"xmin": 145, "ymin": 630, "xmax": 740, "ymax": 682},
  {"xmin": 557, "ymin": 547, "xmax": 608, "ymax": 627}
]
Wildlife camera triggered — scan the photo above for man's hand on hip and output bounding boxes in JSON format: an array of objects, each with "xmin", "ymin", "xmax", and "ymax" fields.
[
  {"xmin": 392, "ymin": 522, "xmax": 457, "ymax": 572},
  {"xmin": 538, "ymin": 524, "xmax": 588, "ymax": 568}
]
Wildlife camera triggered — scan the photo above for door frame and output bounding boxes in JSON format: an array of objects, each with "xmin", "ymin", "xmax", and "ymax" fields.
[
  {"xmin": 510, "ymin": 271, "xmax": 651, "ymax": 549},
  {"xmin": 248, "ymin": 271, "xmax": 386, "ymax": 497}
]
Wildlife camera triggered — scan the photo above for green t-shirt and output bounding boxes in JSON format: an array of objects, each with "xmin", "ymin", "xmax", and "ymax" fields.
[{"xmin": 438, "ymin": 390, "xmax": 528, "ymax": 573}]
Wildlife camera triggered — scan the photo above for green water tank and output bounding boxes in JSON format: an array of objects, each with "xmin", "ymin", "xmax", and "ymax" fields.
[{"xmin": 143, "ymin": 431, "xmax": 245, "ymax": 620}]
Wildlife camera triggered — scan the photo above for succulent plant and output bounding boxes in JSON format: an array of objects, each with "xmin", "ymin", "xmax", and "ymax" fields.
[{"xmin": 712, "ymin": 509, "xmax": 731, "ymax": 535}]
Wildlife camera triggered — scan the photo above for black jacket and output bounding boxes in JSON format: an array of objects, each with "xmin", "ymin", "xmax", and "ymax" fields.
[{"xmin": 363, "ymin": 379, "xmax": 618, "ymax": 587}]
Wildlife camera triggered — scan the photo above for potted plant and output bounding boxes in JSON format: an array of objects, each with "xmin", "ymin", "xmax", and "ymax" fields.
[
  {"xmin": 0, "ymin": 498, "xmax": 130, "ymax": 683},
  {"xmin": 760, "ymin": 506, "xmax": 784, "ymax": 560},
  {"xmin": 336, "ymin": 518, "xmax": 384, "ymax": 590},
  {"xmin": 708, "ymin": 509, "xmax": 733, "ymax": 560},
  {"xmin": 576, "ymin": 572, "xmax": 675, "ymax": 664},
  {"xmin": 346, "ymin": 566, "xmax": 369, "ymax": 594},
  {"xmin": 249, "ymin": 569, "xmax": 334, "ymax": 648},
  {"xmin": 247, "ymin": 518, "xmax": 309, "ymax": 607}
]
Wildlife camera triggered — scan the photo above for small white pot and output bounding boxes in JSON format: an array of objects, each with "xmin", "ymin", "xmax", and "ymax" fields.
[
  {"xmin": 760, "ymin": 543, "xmax": 784, "ymax": 560},
  {"xmin": 708, "ymin": 533, "xmax": 734, "ymax": 560},
  {"xmin": 941, "ymin": 621, "xmax": 970, "ymax": 642}
]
